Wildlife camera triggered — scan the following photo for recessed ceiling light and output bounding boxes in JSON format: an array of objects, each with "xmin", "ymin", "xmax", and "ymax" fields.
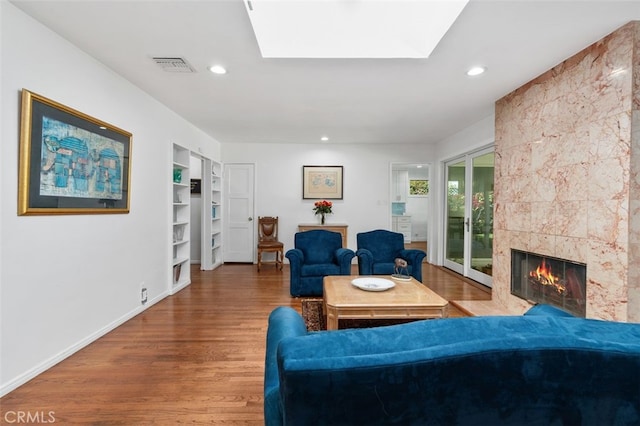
[
  {"xmin": 209, "ymin": 65, "xmax": 227, "ymax": 75},
  {"xmin": 321, "ymin": 136, "xmax": 329, "ymax": 142},
  {"xmin": 466, "ymin": 66, "xmax": 486, "ymax": 76}
]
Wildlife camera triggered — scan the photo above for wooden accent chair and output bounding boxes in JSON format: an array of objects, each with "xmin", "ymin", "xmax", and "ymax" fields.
[{"xmin": 257, "ymin": 216, "xmax": 284, "ymax": 272}]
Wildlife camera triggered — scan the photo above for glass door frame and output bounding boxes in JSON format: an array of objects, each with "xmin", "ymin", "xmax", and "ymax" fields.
[{"xmin": 443, "ymin": 146, "xmax": 494, "ymax": 287}]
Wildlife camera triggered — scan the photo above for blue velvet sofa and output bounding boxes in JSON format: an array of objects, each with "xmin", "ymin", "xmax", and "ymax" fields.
[
  {"xmin": 285, "ymin": 230, "xmax": 355, "ymax": 297},
  {"xmin": 264, "ymin": 304, "xmax": 640, "ymax": 426},
  {"xmin": 356, "ymin": 229, "xmax": 426, "ymax": 282}
]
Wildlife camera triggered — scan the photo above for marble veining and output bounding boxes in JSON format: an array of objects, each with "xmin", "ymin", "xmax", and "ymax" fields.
[{"xmin": 494, "ymin": 21, "xmax": 638, "ymax": 321}]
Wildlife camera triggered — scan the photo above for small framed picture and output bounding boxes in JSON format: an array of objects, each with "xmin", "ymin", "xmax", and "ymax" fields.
[{"xmin": 302, "ymin": 165, "xmax": 343, "ymax": 199}]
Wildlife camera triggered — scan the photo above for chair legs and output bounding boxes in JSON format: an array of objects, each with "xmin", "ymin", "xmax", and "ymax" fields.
[
  {"xmin": 277, "ymin": 250, "xmax": 283, "ymax": 270},
  {"xmin": 258, "ymin": 248, "xmax": 283, "ymax": 272}
]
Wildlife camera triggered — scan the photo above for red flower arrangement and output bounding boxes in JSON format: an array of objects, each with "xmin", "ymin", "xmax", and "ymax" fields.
[
  {"xmin": 313, "ymin": 200, "xmax": 333, "ymax": 215},
  {"xmin": 313, "ymin": 200, "xmax": 333, "ymax": 224}
]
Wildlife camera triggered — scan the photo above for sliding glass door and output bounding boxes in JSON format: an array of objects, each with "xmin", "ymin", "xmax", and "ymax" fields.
[
  {"xmin": 445, "ymin": 159, "xmax": 466, "ymax": 272},
  {"xmin": 444, "ymin": 148, "xmax": 494, "ymax": 287}
]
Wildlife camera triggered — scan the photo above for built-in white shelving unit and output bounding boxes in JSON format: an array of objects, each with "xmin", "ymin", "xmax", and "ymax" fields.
[
  {"xmin": 201, "ymin": 159, "xmax": 223, "ymax": 270},
  {"xmin": 171, "ymin": 143, "xmax": 191, "ymax": 291},
  {"xmin": 211, "ymin": 160, "xmax": 223, "ymax": 269}
]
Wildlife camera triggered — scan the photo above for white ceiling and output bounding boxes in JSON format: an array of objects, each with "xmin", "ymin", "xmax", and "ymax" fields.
[{"xmin": 10, "ymin": 0, "xmax": 640, "ymax": 146}]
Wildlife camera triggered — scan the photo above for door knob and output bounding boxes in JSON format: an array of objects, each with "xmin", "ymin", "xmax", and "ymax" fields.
[{"xmin": 248, "ymin": 217, "xmax": 253, "ymax": 221}]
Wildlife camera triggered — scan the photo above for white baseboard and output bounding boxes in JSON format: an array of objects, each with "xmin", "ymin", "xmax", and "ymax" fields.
[
  {"xmin": 0, "ymin": 291, "xmax": 168, "ymax": 397},
  {"xmin": 170, "ymin": 279, "xmax": 191, "ymax": 295}
]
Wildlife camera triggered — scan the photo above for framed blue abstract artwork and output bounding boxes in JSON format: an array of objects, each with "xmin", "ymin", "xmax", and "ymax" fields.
[{"xmin": 18, "ymin": 89, "xmax": 132, "ymax": 215}]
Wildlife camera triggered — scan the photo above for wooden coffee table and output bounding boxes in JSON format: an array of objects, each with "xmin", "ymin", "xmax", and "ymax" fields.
[{"xmin": 323, "ymin": 275, "xmax": 449, "ymax": 330}]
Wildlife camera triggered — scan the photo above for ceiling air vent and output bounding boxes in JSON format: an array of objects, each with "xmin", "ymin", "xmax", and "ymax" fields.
[{"xmin": 152, "ymin": 57, "xmax": 196, "ymax": 73}]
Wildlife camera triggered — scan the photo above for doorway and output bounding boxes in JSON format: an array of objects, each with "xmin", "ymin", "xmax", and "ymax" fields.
[
  {"xmin": 390, "ymin": 163, "xmax": 430, "ymax": 255},
  {"xmin": 223, "ymin": 163, "xmax": 256, "ymax": 263},
  {"xmin": 443, "ymin": 147, "xmax": 494, "ymax": 287},
  {"xmin": 189, "ymin": 154, "xmax": 203, "ymax": 264}
]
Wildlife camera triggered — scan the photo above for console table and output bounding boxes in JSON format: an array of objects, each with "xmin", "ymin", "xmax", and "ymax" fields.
[{"xmin": 298, "ymin": 223, "xmax": 348, "ymax": 248}]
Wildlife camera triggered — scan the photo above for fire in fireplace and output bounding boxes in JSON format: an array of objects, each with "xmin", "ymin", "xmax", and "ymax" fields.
[{"xmin": 511, "ymin": 249, "xmax": 586, "ymax": 317}]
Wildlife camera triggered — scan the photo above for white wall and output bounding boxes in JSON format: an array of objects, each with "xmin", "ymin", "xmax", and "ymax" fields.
[
  {"xmin": 222, "ymin": 143, "xmax": 435, "ymax": 254},
  {"xmin": 0, "ymin": 1, "xmax": 220, "ymax": 395}
]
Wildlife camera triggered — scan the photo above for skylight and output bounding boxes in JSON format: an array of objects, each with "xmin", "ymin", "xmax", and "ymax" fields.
[{"xmin": 244, "ymin": 0, "xmax": 469, "ymax": 59}]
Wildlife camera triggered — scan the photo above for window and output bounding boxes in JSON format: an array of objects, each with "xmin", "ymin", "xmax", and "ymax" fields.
[{"xmin": 409, "ymin": 179, "xmax": 429, "ymax": 196}]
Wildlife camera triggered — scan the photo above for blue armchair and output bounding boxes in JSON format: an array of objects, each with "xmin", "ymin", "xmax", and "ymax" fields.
[
  {"xmin": 286, "ymin": 230, "xmax": 355, "ymax": 297},
  {"xmin": 356, "ymin": 229, "xmax": 426, "ymax": 282}
]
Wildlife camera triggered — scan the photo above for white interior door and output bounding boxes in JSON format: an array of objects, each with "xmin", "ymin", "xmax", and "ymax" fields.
[{"xmin": 223, "ymin": 163, "xmax": 255, "ymax": 263}]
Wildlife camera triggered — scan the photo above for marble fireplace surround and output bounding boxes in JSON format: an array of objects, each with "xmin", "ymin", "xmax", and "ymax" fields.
[{"xmin": 454, "ymin": 21, "xmax": 639, "ymax": 322}]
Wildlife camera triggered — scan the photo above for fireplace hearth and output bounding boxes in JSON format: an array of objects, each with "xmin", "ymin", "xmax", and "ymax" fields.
[{"xmin": 511, "ymin": 249, "xmax": 586, "ymax": 317}]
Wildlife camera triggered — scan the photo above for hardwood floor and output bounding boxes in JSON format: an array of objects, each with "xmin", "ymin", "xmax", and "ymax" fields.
[{"xmin": 0, "ymin": 263, "xmax": 490, "ymax": 424}]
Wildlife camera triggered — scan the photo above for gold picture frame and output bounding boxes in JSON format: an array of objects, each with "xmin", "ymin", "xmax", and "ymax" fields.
[
  {"xmin": 18, "ymin": 89, "xmax": 132, "ymax": 215},
  {"xmin": 302, "ymin": 165, "xmax": 343, "ymax": 199}
]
